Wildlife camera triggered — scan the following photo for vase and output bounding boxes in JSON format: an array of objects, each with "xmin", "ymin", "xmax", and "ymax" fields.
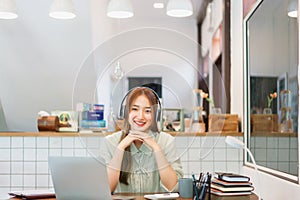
[
  {"xmin": 211, "ymin": 107, "xmax": 222, "ymax": 114},
  {"xmin": 263, "ymin": 108, "xmax": 272, "ymax": 114}
]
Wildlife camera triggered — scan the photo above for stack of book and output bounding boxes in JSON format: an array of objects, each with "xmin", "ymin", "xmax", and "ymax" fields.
[
  {"xmin": 77, "ymin": 103, "xmax": 106, "ymax": 131},
  {"xmin": 211, "ymin": 172, "xmax": 254, "ymax": 199}
]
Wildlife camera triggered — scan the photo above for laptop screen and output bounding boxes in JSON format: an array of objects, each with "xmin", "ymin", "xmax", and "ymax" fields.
[{"xmin": 49, "ymin": 156, "xmax": 112, "ymax": 200}]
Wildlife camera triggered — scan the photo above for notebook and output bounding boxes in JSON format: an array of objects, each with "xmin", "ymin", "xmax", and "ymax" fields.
[{"xmin": 49, "ymin": 156, "xmax": 113, "ymax": 200}]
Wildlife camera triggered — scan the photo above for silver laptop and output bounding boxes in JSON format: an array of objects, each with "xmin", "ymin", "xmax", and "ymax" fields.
[{"xmin": 49, "ymin": 156, "xmax": 112, "ymax": 200}]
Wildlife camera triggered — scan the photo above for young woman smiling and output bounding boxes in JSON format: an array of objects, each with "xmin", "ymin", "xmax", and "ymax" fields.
[{"xmin": 100, "ymin": 87, "xmax": 183, "ymax": 193}]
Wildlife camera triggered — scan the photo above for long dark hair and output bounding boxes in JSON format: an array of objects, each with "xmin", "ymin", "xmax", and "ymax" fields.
[{"xmin": 119, "ymin": 87, "xmax": 160, "ymax": 185}]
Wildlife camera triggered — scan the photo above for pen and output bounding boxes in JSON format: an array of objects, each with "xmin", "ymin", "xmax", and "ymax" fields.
[
  {"xmin": 199, "ymin": 173, "xmax": 209, "ymax": 200},
  {"xmin": 198, "ymin": 172, "xmax": 203, "ymax": 182},
  {"xmin": 192, "ymin": 173, "xmax": 199, "ymax": 200}
]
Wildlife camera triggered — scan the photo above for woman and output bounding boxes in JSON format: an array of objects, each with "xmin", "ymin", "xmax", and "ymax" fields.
[{"xmin": 100, "ymin": 87, "xmax": 183, "ymax": 193}]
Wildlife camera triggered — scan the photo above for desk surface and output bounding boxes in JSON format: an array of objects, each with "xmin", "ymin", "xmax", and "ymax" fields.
[{"xmin": 9, "ymin": 193, "xmax": 258, "ymax": 200}]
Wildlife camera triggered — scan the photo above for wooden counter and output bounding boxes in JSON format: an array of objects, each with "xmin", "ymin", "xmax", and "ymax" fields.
[
  {"xmin": 0, "ymin": 131, "xmax": 244, "ymax": 137},
  {"xmin": 251, "ymin": 131, "xmax": 297, "ymax": 137}
]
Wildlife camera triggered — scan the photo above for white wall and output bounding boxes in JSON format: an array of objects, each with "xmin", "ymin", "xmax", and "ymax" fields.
[
  {"xmin": 0, "ymin": 0, "xmax": 199, "ymax": 131},
  {"xmin": 0, "ymin": 1, "xmax": 93, "ymax": 131}
]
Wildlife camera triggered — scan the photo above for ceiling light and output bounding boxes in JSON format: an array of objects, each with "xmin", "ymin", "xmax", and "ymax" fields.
[
  {"xmin": 49, "ymin": 0, "xmax": 76, "ymax": 19},
  {"xmin": 288, "ymin": 0, "xmax": 298, "ymax": 18},
  {"xmin": 153, "ymin": 3, "xmax": 164, "ymax": 9},
  {"xmin": 166, "ymin": 0, "xmax": 193, "ymax": 18},
  {"xmin": 107, "ymin": 0, "xmax": 134, "ymax": 19},
  {"xmin": 0, "ymin": 0, "xmax": 18, "ymax": 19}
]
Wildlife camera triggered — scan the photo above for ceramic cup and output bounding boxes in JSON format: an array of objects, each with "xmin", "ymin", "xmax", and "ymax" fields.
[{"xmin": 178, "ymin": 178, "xmax": 193, "ymax": 198}]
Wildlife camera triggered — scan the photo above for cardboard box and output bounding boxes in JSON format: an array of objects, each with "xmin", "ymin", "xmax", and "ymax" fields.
[{"xmin": 208, "ymin": 114, "xmax": 239, "ymax": 132}]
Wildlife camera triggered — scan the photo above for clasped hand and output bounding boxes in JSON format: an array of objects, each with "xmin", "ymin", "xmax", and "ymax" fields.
[{"xmin": 118, "ymin": 131, "xmax": 160, "ymax": 151}]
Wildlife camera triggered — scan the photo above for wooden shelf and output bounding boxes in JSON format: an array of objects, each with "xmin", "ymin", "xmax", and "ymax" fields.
[
  {"xmin": 0, "ymin": 131, "xmax": 244, "ymax": 137},
  {"xmin": 251, "ymin": 132, "xmax": 297, "ymax": 137}
]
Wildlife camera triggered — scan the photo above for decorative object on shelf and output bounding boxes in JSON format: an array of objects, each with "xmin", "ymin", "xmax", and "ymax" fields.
[
  {"xmin": 37, "ymin": 116, "xmax": 59, "ymax": 132},
  {"xmin": 191, "ymin": 89, "xmax": 206, "ymax": 133},
  {"xmin": 190, "ymin": 107, "xmax": 206, "ymax": 133},
  {"xmin": 209, "ymin": 114, "xmax": 238, "ymax": 132},
  {"xmin": 106, "ymin": 0, "xmax": 134, "ymax": 19},
  {"xmin": 201, "ymin": 91, "xmax": 221, "ymax": 115},
  {"xmin": 111, "ymin": 61, "xmax": 124, "ymax": 81},
  {"xmin": 211, "ymin": 107, "xmax": 222, "ymax": 114},
  {"xmin": 51, "ymin": 111, "xmax": 79, "ymax": 132},
  {"xmin": 161, "ymin": 108, "xmax": 184, "ymax": 132},
  {"xmin": 201, "ymin": 91, "xmax": 215, "ymax": 108},
  {"xmin": 279, "ymin": 89, "xmax": 293, "ymax": 133},
  {"xmin": 263, "ymin": 108, "xmax": 272, "ymax": 115},
  {"xmin": 37, "ymin": 111, "xmax": 59, "ymax": 132},
  {"xmin": 109, "ymin": 61, "xmax": 124, "ymax": 132},
  {"xmin": 77, "ymin": 103, "xmax": 106, "ymax": 131},
  {"xmin": 0, "ymin": 0, "xmax": 18, "ymax": 19},
  {"xmin": 107, "ymin": 106, "xmax": 116, "ymax": 132},
  {"xmin": 251, "ymin": 114, "xmax": 278, "ymax": 133},
  {"xmin": 250, "ymin": 92, "xmax": 278, "ymax": 132},
  {"xmin": 49, "ymin": 0, "xmax": 76, "ymax": 19},
  {"xmin": 264, "ymin": 91, "xmax": 277, "ymax": 114},
  {"xmin": 193, "ymin": 89, "xmax": 203, "ymax": 107}
]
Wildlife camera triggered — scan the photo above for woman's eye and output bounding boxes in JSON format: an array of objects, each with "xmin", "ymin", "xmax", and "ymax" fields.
[
  {"xmin": 145, "ymin": 109, "xmax": 152, "ymax": 113},
  {"xmin": 131, "ymin": 107, "xmax": 138, "ymax": 111}
]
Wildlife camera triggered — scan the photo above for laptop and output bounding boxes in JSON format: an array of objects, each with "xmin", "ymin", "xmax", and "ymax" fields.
[{"xmin": 49, "ymin": 156, "xmax": 112, "ymax": 200}]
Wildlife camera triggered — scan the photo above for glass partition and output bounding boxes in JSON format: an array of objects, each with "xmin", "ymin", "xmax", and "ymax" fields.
[{"xmin": 244, "ymin": 0, "xmax": 299, "ymax": 180}]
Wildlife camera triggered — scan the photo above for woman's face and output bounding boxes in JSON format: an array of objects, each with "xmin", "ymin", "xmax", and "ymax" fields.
[{"xmin": 128, "ymin": 94, "xmax": 154, "ymax": 132}]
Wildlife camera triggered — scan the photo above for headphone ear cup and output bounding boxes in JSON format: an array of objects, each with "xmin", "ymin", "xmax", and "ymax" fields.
[
  {"xmin": 119, "ymin": 105, "xmax": 126, "ymax": 119},
  {"xmin": 156, "ymin": 108, "xmax": 161, "ymax": 121}
]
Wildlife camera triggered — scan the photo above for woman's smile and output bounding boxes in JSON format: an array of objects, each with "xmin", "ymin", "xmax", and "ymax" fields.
[{"xmin": 133, "ymin": 119, "xmax": 146, "ymax": 127}]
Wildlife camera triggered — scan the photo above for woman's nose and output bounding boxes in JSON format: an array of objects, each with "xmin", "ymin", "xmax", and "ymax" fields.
[{"xmin": 137, "ymin": 110, "xmax": 144, "ymax": 118}]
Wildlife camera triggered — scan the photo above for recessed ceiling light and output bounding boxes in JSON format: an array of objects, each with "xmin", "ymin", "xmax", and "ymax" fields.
[{"xmin": 153, "ymin": 3, "xmax": 164, "ymax": 9}]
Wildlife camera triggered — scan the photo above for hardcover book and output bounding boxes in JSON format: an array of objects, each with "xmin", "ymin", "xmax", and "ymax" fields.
[
  {"xmin": 214, "ymin": 172, "xmax": 250, "ymax": 182},
  {"xmin": 211, "ymin": 183, "xmax": 254, "ymax": 193},
  {"xmin": 210, "ymin": 189, "xmax": 252, "ymax": 198},
  {"xmin": 212, "ymin": 178, "xmax": 252, "ymax": 187}
]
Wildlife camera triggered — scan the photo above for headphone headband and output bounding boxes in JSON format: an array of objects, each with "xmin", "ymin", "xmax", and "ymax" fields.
[{"xmin": 118, "ymin": 86, "xmax": 162, "ymax": 121}]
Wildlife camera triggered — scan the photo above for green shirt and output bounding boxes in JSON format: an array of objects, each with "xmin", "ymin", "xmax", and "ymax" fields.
[{"xmin": 100, "ymin": 131, "xmax": 183, "ymax": 193}]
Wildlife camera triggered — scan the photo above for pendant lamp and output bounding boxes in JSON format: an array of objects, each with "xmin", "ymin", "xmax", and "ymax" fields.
[
  {"xmin": 107, "ymin": 0, "xmax": 134, "ymax": 19},
  {"xmin": 288, "ymin": 0, "xmax": 297, "ymax": 18},
  {"xmin": 0, "ymin": 0, "xmax": 18, "ymax": 19},
  {"xmin": 49, "ymin": 0, "xmax": 76, "ymax": 19},
  {"xmin": 166, "ymin": 0, "xmax": 193, "ymax": 18}
]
